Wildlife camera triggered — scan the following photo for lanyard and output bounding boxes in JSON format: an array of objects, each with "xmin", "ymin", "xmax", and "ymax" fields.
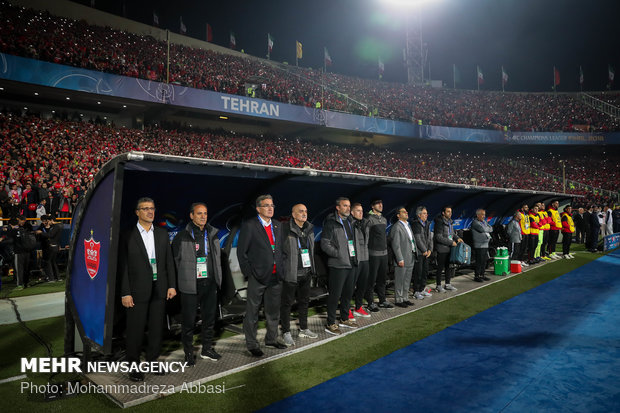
[
  {"xmin": 339, "ymin": 217, "xmax": 352, "ymax": 240},
  {"xmin": 297, "ymin": 236, "xmax": 309, "ymax": 250},
  {"xmin": 191, "ymin": 228, "xmax": 209, "ymax": 256}
]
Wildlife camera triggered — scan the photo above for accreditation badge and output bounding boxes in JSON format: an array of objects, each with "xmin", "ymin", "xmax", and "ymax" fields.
[
  {"xmin": 150, "ymin": 258, "xmax": 157, "ymax": 281},
  {"xmin": 348, "ymin": 240, "xmax": 356, "ymax": 257},
  {"xmin": 300, "ymin": 249, "xmax": 311, "ymax": 268},
  {"xmin": 196, "ymin": 257, "xmax": 208, "ymax": 278}
]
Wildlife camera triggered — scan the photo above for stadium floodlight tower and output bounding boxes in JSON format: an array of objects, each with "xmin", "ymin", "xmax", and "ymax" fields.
[{"xmin": 381, "ymin": 0, "xmax": 439, "ymax": 85}]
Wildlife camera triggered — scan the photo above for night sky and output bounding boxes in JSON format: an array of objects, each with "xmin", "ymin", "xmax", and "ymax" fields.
[{"xmin": 76, "ymin": 0, "xmax": 620, "ymax": 92}]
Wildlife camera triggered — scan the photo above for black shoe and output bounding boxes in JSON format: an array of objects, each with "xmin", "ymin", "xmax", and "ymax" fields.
[
  {"xmin": 474, "ymin": 277, "xmax": 484, "ymax": 282},
  {"xmin": 379, "ymin": 301, "xmax": 394, "ymax": 309},
  {"xmin": 482, "ymin": 275, "xmax": 491, "ymax": 281},
  {"xmin": 185, "ymin": 353, "xmax": 195, "ymax": 367},
  {"xmin": 249, "ymin": 348, "xmax": 264, "ymax": 357},
  {"xmin": 403, "ymin": 300, "xmax": 413, "ymax": 306},
  {"xmin": 200, "ymin": 347, "xmax": 222, "ymax": 361},
  {"xmin": 265, "ymin": 342, "xmax": 287, "ymax": 349},
  {"xmin": 368, "ymin": 303, "xmax": 380, "ymax": 312},
  {"xmin": 128, "ymin": 371, "xmax": 145, "ymax": 382},
  {"xmin": 395, "ymin": 302, "xmax": 408, "ymax": 308}
]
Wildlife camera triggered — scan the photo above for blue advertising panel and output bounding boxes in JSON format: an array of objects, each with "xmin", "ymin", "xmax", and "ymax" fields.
[
  {"xmin": 69, "ymin": 171, "xmax": 115, "ymax": 348},
  {"xmin": 604, "ymin": 233, "xmax": 620, "ymax": 251}
]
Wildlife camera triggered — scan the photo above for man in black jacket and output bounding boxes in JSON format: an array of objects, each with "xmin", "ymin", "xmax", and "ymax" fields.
[
  {"xmin": 280, "ymin": 203, "xmax": 318, "ymax": 346},
  {"xmin": 433, "ymin": 206, "xmax": 462, "ymax": 293},
  {"xmin": 35, "ymin": 215, "xmax": 62, "ymax": 281},
  {"xmin": 237, "ymin": 194, "xmax": 287, "ymax": 357},
  {"xmin": 172, "ymin": 203, "xmax": 222, "ymax": 366},
  {"xmin": 412, "ymin": 206, "xmax": 433, "ymax": 300},
  {"xmin": 321, "ymin": 197, "xmax": 359, "ymax": 336},
  {"xmin": 119, "ymin": 197, "xmax": 177, "ymax": 381},
  {"xmin": 365, "ymin": 198, "xmax": 392, "ymax": 311}
]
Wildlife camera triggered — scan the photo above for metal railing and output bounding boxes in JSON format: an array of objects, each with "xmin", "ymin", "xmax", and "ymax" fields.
[{"xmin": 581, "ymin": 93, "xmax": 620, "ymax": 120}]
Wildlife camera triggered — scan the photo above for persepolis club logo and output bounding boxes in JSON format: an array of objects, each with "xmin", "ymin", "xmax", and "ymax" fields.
[{"xmin": 84, "ymin": 229, "xmax": 101, "ymax": 280}]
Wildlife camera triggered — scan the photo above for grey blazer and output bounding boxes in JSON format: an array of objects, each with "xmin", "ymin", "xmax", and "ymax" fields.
[{"xmin": 389, "ymin": 220, "xmax": 417, "ymax": 267}]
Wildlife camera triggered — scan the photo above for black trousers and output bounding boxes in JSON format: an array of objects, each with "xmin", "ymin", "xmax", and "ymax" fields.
[
  {"xmin": 576, "ymin": 226, "xmax": 587, "ymax": 244},
  {"xmin": 520, "ymin": 234, "xmax": 529, "ymax": 261},
  {"xmin": 528, "ymin": 234, "xmax": 538, "ymax": 261},
  {"xmin": 280, "ymin": 274, "xmax": 311, "ymax": 332},
  {"xmin": 436, "ymin": 251, "xmax": 452, "ymax": 285},
  {"xmin": 587, "ymin": 228, "xmax": 599, "ymax": 251},
  {"xmin": 326, "ymin": 267, "xmax": 355, "ymax": 325},
  {"xmin": 366, "ymin": 254, "xmax": 388, "ymax": 304},
  {"xmin": 14, "ymin": 252, "xmax": 30, "ymax": 286},
  {"xmin": 413, "ymin": 254, "xmax": 429, "ymax": 292},
  {"xmin": 540, "ymin": 231, "xmax": 549, "ymax": 257},
  {"xmin": 562, "ymin": 232, "xmax": 572, "ymax": 255},
  {"xmin": 243, "ymin": 277, "xmax": 282, "ymax": 350},
  {"xmin": 548, "ymin": 230, "xmax": 560, "ymax": 254},
  {"xmin": 474, "ymin": 248, "xmax": 488, "ymax": 278},
  {"xmin": 42, "ymin": 245, "xmax": 59, "ymax": 281},
  {"xmin": 125, "ymin": 289, "xmax": 166, "ymax": 363},
  {"xmin": 181, "ymin": 277, "xmax": 218, "ymax": 355},
  {"xmin": 353, "ymin": 260, "xmax": 369, "ymax": 309},
  {"xmin": 508, "ymin": 242, "xmax": 521, "ymax": 261}
]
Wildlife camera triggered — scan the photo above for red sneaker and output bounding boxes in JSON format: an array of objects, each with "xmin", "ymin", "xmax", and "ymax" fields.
[
  {"xmin": 348, "ymin": 309, "xmax": 356, "ymax": 321},
  {"xmin": 353, "ymin": 307, "xmax": 371, "ymax": 318}
]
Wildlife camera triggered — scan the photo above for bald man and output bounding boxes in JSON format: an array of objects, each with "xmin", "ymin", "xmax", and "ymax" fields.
[{"xmin": 280, "ymin": 204, "xmax": 319, "ymax": 345}]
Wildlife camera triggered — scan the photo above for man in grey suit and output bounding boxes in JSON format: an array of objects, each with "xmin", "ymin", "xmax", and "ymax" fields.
[{"xmin": 389, "ymin": 206, "xmax": 416, "ymax": 307}]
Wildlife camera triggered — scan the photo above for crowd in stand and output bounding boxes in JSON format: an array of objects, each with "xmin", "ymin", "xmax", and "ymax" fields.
[
  {"xmin": 2, "ymin": 2, "xmax": 620, "ymax": 132},
  {"xmin": 1, "ymin": 112, "xmax": 617, "ymax": 224}
]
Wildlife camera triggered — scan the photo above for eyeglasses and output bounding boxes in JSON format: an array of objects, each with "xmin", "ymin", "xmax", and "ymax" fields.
[
  {"xmin": 138, "ymin": 207, "xmax": 155, "ymax": 212},
  {"xmin": 259, "ymin": 204, "xmax": 275, "ymax": 208}
]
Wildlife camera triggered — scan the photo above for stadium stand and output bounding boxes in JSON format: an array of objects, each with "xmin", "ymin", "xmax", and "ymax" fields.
[{"xmin": 1, "ymin": 2, "xmax": 619, "ymax": 132}]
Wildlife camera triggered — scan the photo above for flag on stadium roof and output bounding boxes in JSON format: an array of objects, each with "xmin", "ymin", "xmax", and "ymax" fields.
[
  {"xmin": 579, "ymin": 66, "xmax": 584, "ymax": 85},
  {"xmin": 206, "ymin": 24, "xmax": 213, "ymax": 42},
  {"xmin": 180, "ymin": 17, "xmax": 187, "ymax": 35},
  {"xmin": 554, "ymin": 66, "xmax": 560, "ymax": 90},
  {"xmin": 453, "ymin": 64, "xmax": 460, "ymax": 88},
  {"xmin": 501, "ymin": 66, "xmax": 509, "ymax": 91},
  {"xmin": 230, "ymin": 32, "xmax": 236, "ymax": 49},
  {"xmin": 152, "ymin": 11, "xmax": 159, "ymax": 26},
  {"xmin": 268, "ymin": 34, "xmax": 274, "ymax": 53},
  {"xmin": 378, "ymin": 57, "xmax": 385, "ymax": 79},
  {"xmin": 296, "ymin": 41, "xmax": 303, "ymax": 59},
  {"xmin": 477, "ymin": 66, "xmax": 484, "ymax": 90},
  {"xmin": 324, "ymin": 47, "xmax": 332, "ymax": 66},
  {"xmin": 609, "ymin": 64, "xmax": 615, "ymax": 83}
]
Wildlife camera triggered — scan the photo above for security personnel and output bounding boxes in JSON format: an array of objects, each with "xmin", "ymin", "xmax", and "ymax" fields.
[
  {"xmin": 561, "ymin": 206, "xmax": 576, "ymax": 259},
  {"xmin": 547, "ymin": 200, "xmax": 562, "ymax": 259},
  {"xmin": 538, "ymin": 203, "xmax": 552, "ymax": 261},
  {"xmin": 519, "ymin": 204, "xmax": 530, "ymax": 266},
  {"xmin": 528, "ymin": 205, "xmax": 541, "ymax": 264}
]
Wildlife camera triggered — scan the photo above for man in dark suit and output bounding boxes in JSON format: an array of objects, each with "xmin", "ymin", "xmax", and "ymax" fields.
[
  {"xmin": 119, "ymin": 197, "xmax": 177, "ymax": 381},
  {"xmin": 237, "ymin": 194, "xmax": 286, "ymax": 357}
]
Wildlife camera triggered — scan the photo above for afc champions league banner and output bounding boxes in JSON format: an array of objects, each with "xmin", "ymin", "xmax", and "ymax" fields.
[
  {"xmin": 3, "ymin": 53, "xmax": 620, "ymax": 145},
  {"xmin": 604, "ymin": 233, "xmax": 620, "ymax": 251},
  {"xmin": 69, "ymin": 171, "xmax": 115, "ymax": 349}
]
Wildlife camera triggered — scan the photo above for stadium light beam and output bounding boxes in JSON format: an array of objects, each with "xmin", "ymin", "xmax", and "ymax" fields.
[{"xmin": 381, "ymin": 0, "xmax": 440, "ymax": 9}]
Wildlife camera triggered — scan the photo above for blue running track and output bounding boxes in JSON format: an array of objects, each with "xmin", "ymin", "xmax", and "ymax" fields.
[{"xmin": 262, "ymin": 251, "xmax": 620, "ymax": 413}]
